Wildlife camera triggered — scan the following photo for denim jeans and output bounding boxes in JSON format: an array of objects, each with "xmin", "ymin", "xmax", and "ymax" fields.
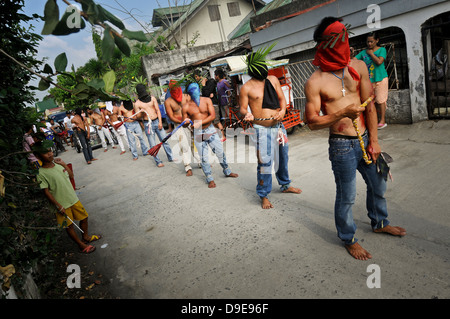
[
  {"xmin": 143, "ymin": 119, "xmax": 173, "ymax": 164},
  {"xmin": 75, "ymin": 129, "xmax": 93, "ymax": 163},
  {"xmin": 124, "ymin": 121, "xmax": 149, "ymax": 159},
  {"xmin": 193, "ymin": 124, "xmax": 231, "ymax": 183},
  {"xmin": 254, "ymin": 123, "xmax": 291, "ymax": 199},
  {"xmin": 328, "ymin": 131, "xmax": 389, "ymax": 245}
]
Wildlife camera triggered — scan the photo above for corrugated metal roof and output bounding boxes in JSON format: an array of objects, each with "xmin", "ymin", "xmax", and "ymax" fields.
[{"xmin": 230, "ymin": 0, "xmax": 293, "ymax": 39}]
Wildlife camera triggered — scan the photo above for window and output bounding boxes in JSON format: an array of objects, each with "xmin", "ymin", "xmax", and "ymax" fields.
[
  {"xmin": 208, "ymin": 5, "xmax": 221, "ymax": 22},
  {"xmin": 227, "ymin": 2, "xmax": 241, "ymax": 17}
]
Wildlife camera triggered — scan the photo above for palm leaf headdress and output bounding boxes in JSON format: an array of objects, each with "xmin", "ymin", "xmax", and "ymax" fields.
[{"xmin": 244, "ymin": 42, "xmax": 277, "ymax": 79}]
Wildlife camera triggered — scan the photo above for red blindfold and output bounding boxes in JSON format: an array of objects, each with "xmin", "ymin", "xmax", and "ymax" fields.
[
  {"xmin": 169, "ymin": 80, "xmax": 182, "ymax": 103},
  {"xmin": 313, "ymin": 21, "xmax": 359, "ymax": 81}
]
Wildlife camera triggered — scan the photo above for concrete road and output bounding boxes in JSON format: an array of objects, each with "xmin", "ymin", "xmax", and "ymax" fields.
[{"xmin": 58, "ymin": 120, "xmax": 450, "ymax": 299}]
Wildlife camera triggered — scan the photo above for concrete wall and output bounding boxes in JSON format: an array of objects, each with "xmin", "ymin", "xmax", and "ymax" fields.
[
  {"xmin": 141, "ymin": 38, "xmax": 246, "ymax": 82},
  {"xmin": 249, "ymin": 0, "xmax": 450, "ymax": 123}
]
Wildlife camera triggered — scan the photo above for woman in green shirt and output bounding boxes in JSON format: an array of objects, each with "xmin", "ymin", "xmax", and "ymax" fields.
[{"xmin": 355, "ymin": 32, "xmax": 389, "ymax": 129}]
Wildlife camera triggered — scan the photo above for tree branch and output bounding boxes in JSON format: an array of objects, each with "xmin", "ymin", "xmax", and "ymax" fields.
[{"xmin": 0, "ymin": 48, "xmax": 73, "ymax": 93}]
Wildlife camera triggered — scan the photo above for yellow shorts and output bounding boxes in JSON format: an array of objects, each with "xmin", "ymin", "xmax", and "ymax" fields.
[
  {"xmin": 56, "ymin": 201, "xmax": 88, "ymax": 228},
  {"xmin": 373, "ymin": 77, "xmax": 389, "ymax": 104}
]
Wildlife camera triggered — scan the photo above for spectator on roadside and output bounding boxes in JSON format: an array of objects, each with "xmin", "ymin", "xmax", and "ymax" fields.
[
  {"xmin": 23, "ymin": 124, "xmax": 40, "ymax": 169},
  {"xmin": 63, "ymin": 111, "xmax": 74, "ymax": 147},
  {"xmin": 355, "ymin": 32, "xmax": 389, "ymax": 129}
]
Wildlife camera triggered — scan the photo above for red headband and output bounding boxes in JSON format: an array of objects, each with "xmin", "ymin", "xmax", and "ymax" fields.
[{"xmin": 313, "ymin": 21, "xmax": 359, "ymax": 81}]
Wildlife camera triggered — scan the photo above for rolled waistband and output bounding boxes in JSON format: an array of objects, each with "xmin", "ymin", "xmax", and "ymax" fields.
[{"xmin": 329, "ymin": 130, "xmax": 367, "ymax": 140}]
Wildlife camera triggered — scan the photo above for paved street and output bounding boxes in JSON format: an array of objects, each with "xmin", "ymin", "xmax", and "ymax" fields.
[{"xmin": 58, "ymin": 120, "xmax": 450, "ymax": 299}]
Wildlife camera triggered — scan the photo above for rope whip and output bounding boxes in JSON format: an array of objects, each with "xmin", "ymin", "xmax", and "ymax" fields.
[{"xmin": 354, "ymin": 96, "xmax": 374, "ymax": 165}]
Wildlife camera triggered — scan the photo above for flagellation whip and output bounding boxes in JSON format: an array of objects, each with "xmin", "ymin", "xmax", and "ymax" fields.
[
  {"xmin": 148, "ymin": 119, "xmax": 193, "ymax": 157},
  {"xmin": 113, "ymin": 109, "xmax": 153, "ymax": 135},
  {"xmin": 353, "ymin": 95, "xmax": 374, "ymax": 165}
]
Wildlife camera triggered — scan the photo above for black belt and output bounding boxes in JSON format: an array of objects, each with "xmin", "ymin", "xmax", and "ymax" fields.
[{"xmin": 330, "ymin": 130, "xmax": 367, "ymax": 140}]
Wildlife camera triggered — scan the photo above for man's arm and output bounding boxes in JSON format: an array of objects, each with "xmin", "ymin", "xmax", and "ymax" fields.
[
  {"xmin": 239, "ymin": 85, "xmax": 253, "ymax": 121},
  {"xmin": 271, "ymin": 76, "xmax": 287, "ymax": 121},
  {"xmin": 358, "ymin": 60, "xmax": 380, "ymax": 161},
  {"xmin": 152, "ymin": 97, "xmax": 163, "ymax": 129},
  {"xmin": 43, "ymin": 188, "xmax": 65, "ymax": 215}
]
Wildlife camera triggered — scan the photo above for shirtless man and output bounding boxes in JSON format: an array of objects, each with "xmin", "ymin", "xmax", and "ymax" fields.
[
  {"xmin": 135, "ymin": 84, "xmax": 173, "ymax": 167},
  {"xmin": 240, "ymin": 54, "xmax": 301, "ymax": 209},
  {"xmin": 118, "ymin": 99, "xmax": 150, "ymax": 161},
  {"xmin": 87, "ymin": 108, "xmax": 116, "ymax": 152},
  {"xmin": 165, "ymin": 81, "xmax": 197, "ymax": 176},
  {"xmin": 71, "ymin": 108, "xmax": 97, "ymax": 164},
  {"xmin": 182, "ymin": 82, "xmax": 238, "ymax": 188},
  {"xmin": 106, "ymin": 101, "xmax": 128, "ymax": 151},
  {"xmin": 305, "ymin": 17, "xmax": 406, "ymax": 260}
]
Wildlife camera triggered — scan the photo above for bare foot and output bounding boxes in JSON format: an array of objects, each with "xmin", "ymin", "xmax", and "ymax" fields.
[
  {"xmin": 208, "ymin": 181, "xmax": 216, "ymax": 188},
  {"xmin": 282, "ymin": 186, "xmax": 302, "ymax": 194},
  {"xmin": 345, "ymin": 242, "xmax": 372, "ymax": 260},
  {"xmin": 261, "ymin": 197, "xmax": 273, "ymax": 209},
  {"xmin": 91, "ymin": 158, "xmax": 98, "ymax": 161},
  {"xmin": 373, "ymin": 225, "xmax": 406, "ymax": 236},
  {"xmin": 133, "ymin": 157, "xmax": 138, "ymax": 161},
  {"xmin": 157, "ymin": 163, "xmax": 164, "ymax": 168},
  {"xmin": 226, "ymin": 173, "xmax": 238, "ymax": 178},
  {"xmin": 87, "ymin": 161, "xmax": 91, "ymax": 165},
  {"xmin": 186, "ymin": 169, "xmax": 193, "ymax": 176},
  {"xmin": 120, "ymin": 151, "xmax": 126, "ymax": 155}
]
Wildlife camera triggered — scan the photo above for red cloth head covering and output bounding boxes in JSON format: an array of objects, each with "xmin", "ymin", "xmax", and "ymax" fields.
[
  {"xmin": 313, "ymin": 21, "xmax": 359, "ymax": 81},
  {"xmin": 169, "ymin": 80, "xmax": 182, "ymax": 103}
]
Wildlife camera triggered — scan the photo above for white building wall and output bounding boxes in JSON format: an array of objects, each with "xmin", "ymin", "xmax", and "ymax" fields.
[{"xmin": 172, "ymin": 0, "xmax": 254, "ymax": 47}]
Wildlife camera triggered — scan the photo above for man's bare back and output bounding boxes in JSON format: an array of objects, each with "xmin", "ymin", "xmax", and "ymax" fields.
[
  {"xmin": 71, "ymin": 114, "xmax": 87, "ymax": 131},
  {"xmin": 119, "ymin": 104, "xmax": 136, "ymax": 123}
]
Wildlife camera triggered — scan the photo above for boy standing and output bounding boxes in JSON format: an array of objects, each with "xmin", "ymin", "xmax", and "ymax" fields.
[{"xmin": 34, "ymin": 143, "xmax": 101, "ymax": 253}]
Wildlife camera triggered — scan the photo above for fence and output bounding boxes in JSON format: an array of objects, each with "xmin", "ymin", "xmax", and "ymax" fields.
[{"xmin": 287, "ymin": 42, "xmax": 401, "ymax": 121}]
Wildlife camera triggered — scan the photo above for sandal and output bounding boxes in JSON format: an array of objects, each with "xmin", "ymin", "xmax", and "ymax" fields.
[
  {"xmin": 80, "ymin": 245, "xmax": 96, "ymax": 254},
  {"xmin": 83, "ymin": 234, "xmax": 102, "ymax": 244}
]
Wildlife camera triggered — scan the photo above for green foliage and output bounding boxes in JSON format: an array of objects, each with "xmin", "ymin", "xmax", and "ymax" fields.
[{"xmin": 0, "ymin": 0, "xmax": 61, "ymax": 297}]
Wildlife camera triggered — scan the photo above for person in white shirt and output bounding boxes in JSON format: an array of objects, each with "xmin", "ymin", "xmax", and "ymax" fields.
[{"xmin": 63, "ymin": 111, "xmax": 74, "ymax": 147}]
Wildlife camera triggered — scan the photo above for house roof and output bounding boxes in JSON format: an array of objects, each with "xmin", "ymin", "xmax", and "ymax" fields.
[
  {"xmin": 230, "ymin": 0, "xmax": 293, "ymax": 39},
  {"xmin": 152, "ymin": 4, "xmax": 191, "ymax": 28},
  {"xmin": 35, "ymin": 98, "xmax": 58, "ymax": 113},
  {"xmin": 155, "ymin": 0, "xmax": 266, "ymax": 40}
]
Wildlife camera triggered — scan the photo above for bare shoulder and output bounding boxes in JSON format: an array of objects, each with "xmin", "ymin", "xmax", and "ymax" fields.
[
  {"xmin": 305, "ymin": 69, "xmax": 322, "ymax": 90},
  {"xmin": 350, "ymin": 59, "xmax": 367, "ymax": 75}
]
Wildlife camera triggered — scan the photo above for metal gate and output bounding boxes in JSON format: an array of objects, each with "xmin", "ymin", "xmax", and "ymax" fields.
[
  {"xmin": 422, "ymin": 19, "xmax": 450, "ymax": 119},
  {"xmin": 286, "ymin": 59, "xmax": 316, "ymax": 121}
]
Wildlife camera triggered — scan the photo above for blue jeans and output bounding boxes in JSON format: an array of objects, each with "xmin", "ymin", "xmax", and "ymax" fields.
[
  {"xmin": 193, "ymin": 124, "xmax": 231, "ymax": 183},
  {"xmin": 75, "ymin": 129, "xmax": 94, "ymax": 163},
  {"xmin": 254, "ymin": 123, "xmax": 291, "ymax": 199},
  {"xmin": 124, "ymin": 121, "xmax": 149, "ymax": 159},
  {"xmin": 143, "ymin": 119, "xmax": 173, "ymax": 164},
  {"xmin": 329, "ymin": 132, "xmax": 390, "ymax": 245}
]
